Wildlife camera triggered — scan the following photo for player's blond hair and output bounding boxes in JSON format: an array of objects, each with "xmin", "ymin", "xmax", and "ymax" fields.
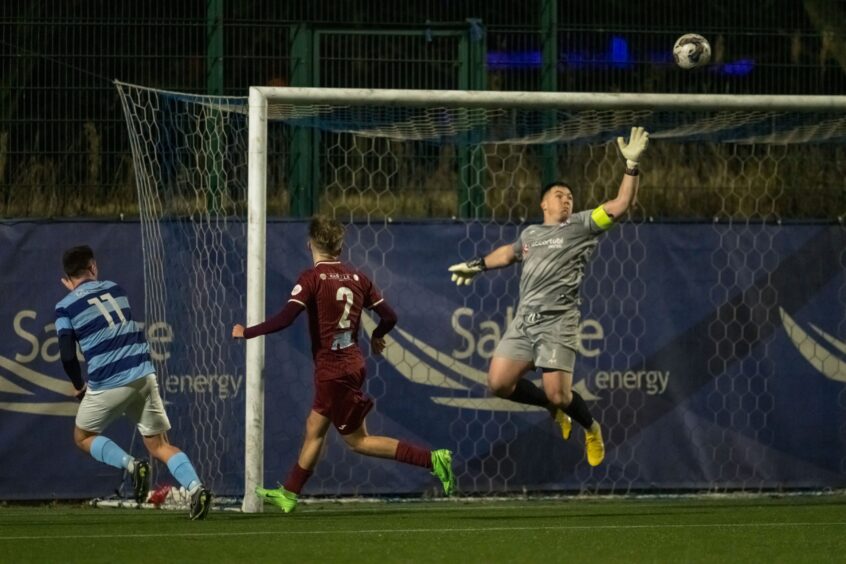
[{"xmin": 309, "ymin": 215, "xmax": 345, "ymax": 257}]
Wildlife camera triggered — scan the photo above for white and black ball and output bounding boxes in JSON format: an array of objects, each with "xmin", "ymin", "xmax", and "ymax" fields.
[{"xmin": 673, "ymin": 34, "xmax": 712, "ymax": 69}]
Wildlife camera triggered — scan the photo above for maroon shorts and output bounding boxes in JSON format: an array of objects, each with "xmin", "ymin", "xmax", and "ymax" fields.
[{"xmin": 312, "ymin": 367, "xmax": 374, "ymax": 435}]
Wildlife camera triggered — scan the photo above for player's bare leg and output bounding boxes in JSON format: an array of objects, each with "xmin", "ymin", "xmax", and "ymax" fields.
[
  {"xmin": 341, "ymin": 423, "xmax": 399, "ymax": 458},
  {"xmin": 142, "ymin": 432, "xmax": 181, "ymax": 462},
  {"xmin": 257, "ymin": 410, "xmax": 331, "ymax": 513},
  {"xmin": 488, "ymin": 356, "xmax": 533, "ymax": 397},
  {"xmin": 490, "ymin": 356, "xmax": 565, "ymax": 429},
  {"xmin": 488, "ymin": 356, "xmax": 554, "ymax": 410},
  {"xmin": 72, "ymin": 426, "xmax": 98, "ymax": 453},
  {"xmin": 541, "ymin": 369, "xmax": 574, "ymax": 407},
  {"xmin": 297, "ymin": 410, "xmax": 332, "ymax": 470},
  {"xmin": 542, "ymin": 370, "xmax": 604, "ymax": 466},
  {"xmin": 342, "ymin": 422, "xmax": 455, "ymax": 495},
  {"xmin": 489, "ymin": 356, "xmax": 573, "ymax": 440}
]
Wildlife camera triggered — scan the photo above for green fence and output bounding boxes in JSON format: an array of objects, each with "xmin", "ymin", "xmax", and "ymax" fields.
[{"xmin": 1, "ymin": 1, "xmax": 845, "ymax": 219}]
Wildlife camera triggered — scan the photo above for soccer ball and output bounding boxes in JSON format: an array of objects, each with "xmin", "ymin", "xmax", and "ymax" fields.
[{"xmin": 673, "ymin": 34, "xmax": 711, "ymax": 69}]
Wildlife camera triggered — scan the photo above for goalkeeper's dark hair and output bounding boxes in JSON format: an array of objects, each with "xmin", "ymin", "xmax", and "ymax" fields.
[
  {"xmin": 309, "ymin": 215, "xmax": 345, "ymax": 257},
  {"xmin": 62, "ymin": 245, "xmax": 95, "ymax": 278},
  {"xmin": 540, "ymin": 181, "xmax": 575, "ymax": 200}
]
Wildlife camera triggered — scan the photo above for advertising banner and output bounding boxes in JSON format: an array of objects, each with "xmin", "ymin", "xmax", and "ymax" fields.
[{"xmin": 1, "ymin": 220, "xmax": 843, "ymax": 499}]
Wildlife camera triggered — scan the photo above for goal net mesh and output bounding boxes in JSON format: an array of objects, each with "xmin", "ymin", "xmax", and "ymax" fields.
[{"xmin": 116, "ymin": 82, "xmax": 845, "ymax": 497}]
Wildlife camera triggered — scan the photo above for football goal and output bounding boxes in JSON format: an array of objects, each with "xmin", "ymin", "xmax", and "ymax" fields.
[{"xmin": 116, "ymin": 82, "xmax": 846, "ymax": 512}]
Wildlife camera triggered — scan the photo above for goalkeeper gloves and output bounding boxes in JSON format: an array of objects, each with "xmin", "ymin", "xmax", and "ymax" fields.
[
  {"xmin": 448, "ymin": 257, "xmax": 487, "ymax": 286},
  {"xmin": 616, "ymin": 126, "xmax": 650, "ymax": 169}
]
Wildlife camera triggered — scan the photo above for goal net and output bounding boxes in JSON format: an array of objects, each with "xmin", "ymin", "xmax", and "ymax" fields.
[{"xmin": 116, "ymin": 82, "xmax": 846, "ymax": 510}]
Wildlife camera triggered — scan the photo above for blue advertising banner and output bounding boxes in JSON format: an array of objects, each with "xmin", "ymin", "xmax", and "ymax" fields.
[{"xmin": 1, "ymin": 220, "xmax": 844, "ymax": 499}]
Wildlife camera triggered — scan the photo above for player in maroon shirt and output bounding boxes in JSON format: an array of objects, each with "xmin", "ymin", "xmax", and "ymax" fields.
[{"xmin": 233, "ymin": 216, "xmax": 455, "ymax": 512}]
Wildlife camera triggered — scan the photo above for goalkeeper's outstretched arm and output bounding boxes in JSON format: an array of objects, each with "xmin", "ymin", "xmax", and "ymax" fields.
[
  {"xmin": 602, "ymin": 126, "xmax": 649, "ymax": 220},
  {"xmin": 482, "ymin": 243, "xmax": 518, "ymax": 269},
  {"xmin": 448, "ymin": 243, "xmax": 517, "ymax": 286},
  {"xmin": 601, "ymin": 170, "xmax": 640, "ymax": 220}
]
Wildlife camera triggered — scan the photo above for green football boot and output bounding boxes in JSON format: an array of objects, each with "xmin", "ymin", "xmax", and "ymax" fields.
[
  {"xmin": 430, "ymin": 449, "xmax": 456, "ymax": 496},
  {"xmin": 255, "ymin": 485, "xmax": 298, "ymax": 513}
]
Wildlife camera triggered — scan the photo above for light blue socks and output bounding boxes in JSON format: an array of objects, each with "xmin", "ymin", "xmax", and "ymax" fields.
[
  {"xmin": 166, "ymin": 452, "xmax": 202, "ymax": 491},
  {"xmin": 90, "ymin": 436, "xmax": 133, "ymax": 470}
]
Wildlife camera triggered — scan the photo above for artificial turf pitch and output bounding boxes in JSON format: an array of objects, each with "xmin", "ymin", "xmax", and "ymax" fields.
[{"xmin": 1, "ymin": 495, "xmax": 844, "ymax": 563}]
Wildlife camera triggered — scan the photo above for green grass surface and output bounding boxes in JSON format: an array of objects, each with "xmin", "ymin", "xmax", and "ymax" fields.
[{"xmin": 1, "ymin": 495, "xmax": 845, "ymax": 563}]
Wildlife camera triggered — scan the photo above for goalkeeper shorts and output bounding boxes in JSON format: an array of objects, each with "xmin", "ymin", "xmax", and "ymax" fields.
[{"xmin": 495, "ymin": 308, "xmax": 579, "ymax": 373}]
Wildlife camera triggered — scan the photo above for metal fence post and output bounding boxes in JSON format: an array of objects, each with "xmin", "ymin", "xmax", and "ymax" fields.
[
  {"xmin": 458, "ymin": 19, "xmax": 488, "ymax": 220},
  {"xmin": 289, "ymin": 24, "xmax": 318, "ymax": 217}
]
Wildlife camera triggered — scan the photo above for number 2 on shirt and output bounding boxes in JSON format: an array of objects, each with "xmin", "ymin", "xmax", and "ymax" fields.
[{"xmin": 336, "ymin": 287, "xmax": 354, "ymax": 328}]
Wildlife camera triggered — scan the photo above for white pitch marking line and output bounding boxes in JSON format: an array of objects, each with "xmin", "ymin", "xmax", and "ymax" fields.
[{"xmin": 1, "ymin": 522, "xmax": 845, "ymax": 541}]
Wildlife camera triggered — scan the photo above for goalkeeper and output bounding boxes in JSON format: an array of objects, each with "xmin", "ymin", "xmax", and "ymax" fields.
[{"xmin": 448, "ymin": 127, "xmax": 649, "ymax": 466}]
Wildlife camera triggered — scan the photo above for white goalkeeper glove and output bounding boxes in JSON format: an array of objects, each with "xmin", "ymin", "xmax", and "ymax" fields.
[
  {"xmin": 448, "ymin": 257, "xmax": 487, "ymax": 286},
  {"xmin": 616, "ymin": 126, "xmax": 650, "ymax": 169}
]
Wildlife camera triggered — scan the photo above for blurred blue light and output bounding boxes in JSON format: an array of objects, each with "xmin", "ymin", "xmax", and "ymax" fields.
[
  {"xmin": 609, "ymin": 36, "xmax": 631, "ymax": 68},
  {"xmin": 487, "ymin": 50, "xmax": 541, "ymax": 69},
  {"xmin": 721, "ymin": 59, "xmax": 755, "ymax": 76},
  {"xmin": 486, "ymin": 47, "xmax": 755, "ymax": 76},
  {"xmin": 648, "ymin": 51, "xmax": 674, "ymax": 64}
]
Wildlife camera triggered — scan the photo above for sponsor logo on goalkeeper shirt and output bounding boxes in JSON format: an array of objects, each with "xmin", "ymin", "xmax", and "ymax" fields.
[{"xmin": 530, "ymin": 237, "xmax": 565, "ymax": 250}]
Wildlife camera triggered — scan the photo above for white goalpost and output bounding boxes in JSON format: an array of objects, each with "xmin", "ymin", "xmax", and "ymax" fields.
[
  {"xmin": 249, "ymin": 87, "xmax": 846, "ymax": 111},
  {"xmin": 117, "ymin": 82, "xmax": 846, "ymax": 513},
  {"xmin": 244, "ymin": 87, "xmax": 268, "ymax": 513}
]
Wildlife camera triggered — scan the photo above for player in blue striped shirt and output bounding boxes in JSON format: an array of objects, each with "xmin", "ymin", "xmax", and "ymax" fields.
[{"xmin": 56, "ymin": 245, "xmax": 212, "ymax": 519}]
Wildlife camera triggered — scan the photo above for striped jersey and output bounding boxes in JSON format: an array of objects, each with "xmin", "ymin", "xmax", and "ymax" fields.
[
  {"xmin": 511, "ymin": 209, "xmax": 610, "ymax": 312},
  {"xmin": 289, "ymin": 261, "xmax": 383, "ymax": 380},
  {"xmin": 54, "ymin": 280, "xmax": 154, "ymax": 391}
]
